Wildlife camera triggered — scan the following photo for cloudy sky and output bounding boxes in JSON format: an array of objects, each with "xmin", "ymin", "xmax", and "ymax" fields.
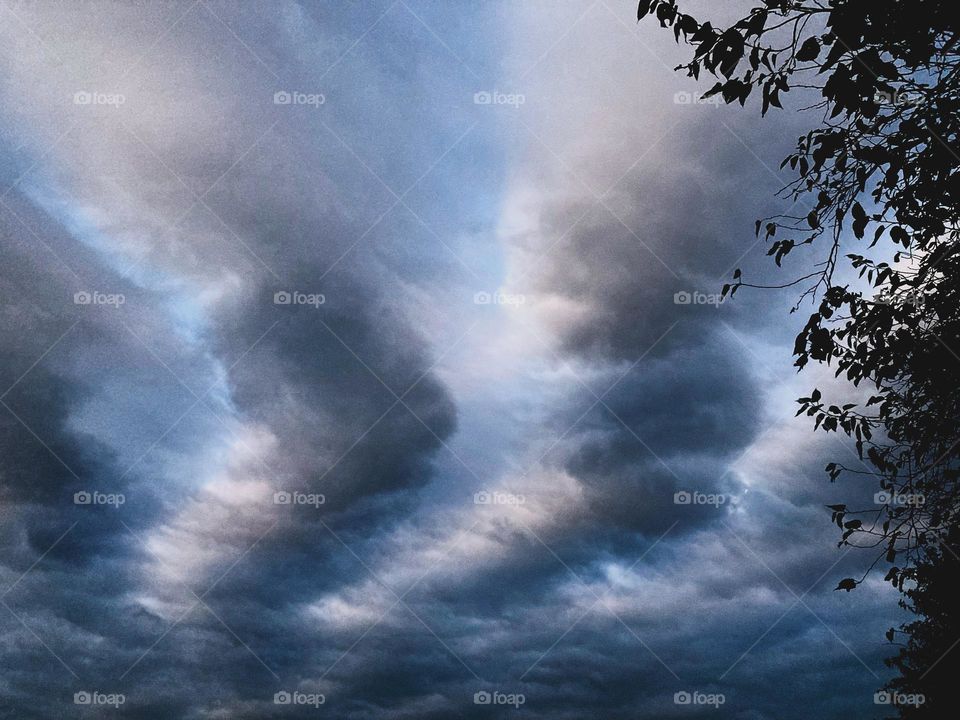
[{"xmin": 0, "ymin": 1, "xmax": 903, "ymax": 718}]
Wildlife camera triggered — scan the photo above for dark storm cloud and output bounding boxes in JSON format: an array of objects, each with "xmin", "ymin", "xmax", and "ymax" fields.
[
  {"xmin": 496, "ymin": 111, "xmax": 782, "ymax": 542},
  {"xmin": 0, "ymin": 198, "xmax": 182, "ymax": 531},
  {"xmin": 0, "ymin": 203, "xmax": 210, "ymax": 720},
  {"xmin": 0, "ymin": 211, "xmax": 111, "ymax": 506},
  {"xmin": 204, "ymin": 232, "xmax": 459, "ymax": 517},
  {"xmin": 556, "ymin": 334, "xmax": 760, "ymax": 535},
  {"xmin": 524, "ymin": 104, "xmax": 809, "ymax": 363},
  {"xmin": 0, "ymin": 2, "xmax": 464, "ymax": 715}
]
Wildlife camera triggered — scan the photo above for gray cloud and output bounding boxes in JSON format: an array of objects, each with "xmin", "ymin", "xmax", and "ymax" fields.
[{"xmin": 0, "ymin": 2, "xmax": 903, "ymax": 719}]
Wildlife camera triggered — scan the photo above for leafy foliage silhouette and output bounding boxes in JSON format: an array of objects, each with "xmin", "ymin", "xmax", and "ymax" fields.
[
  {"xmin": 637, "ymin": 0, "xmax": 960, "ymax": 713},
  {"xmin": 884, "ymin": 526, "xmax": 960, "ymax": 717}
]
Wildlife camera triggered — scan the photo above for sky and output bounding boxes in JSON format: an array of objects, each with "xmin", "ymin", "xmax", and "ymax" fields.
[{"xmin": 0, "ymin": 1, "xmax": 904, "ymax": 718}]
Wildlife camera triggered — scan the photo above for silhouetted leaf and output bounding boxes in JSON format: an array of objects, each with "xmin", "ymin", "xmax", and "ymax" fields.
[
  {"xmin": 836, "ymin": 578, "xmax": 857, "ymax": 592},
  {"xmin": 796, "ymin": 37, "xmax": 821, "ymax": 62}
]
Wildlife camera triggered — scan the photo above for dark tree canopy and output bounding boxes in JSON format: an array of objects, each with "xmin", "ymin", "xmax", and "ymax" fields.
[
  {"xmin": 883, "ymin": 526, "xmax": 960, "ymax": 718},
  {"xmin": 638, "ymin": 0, "xmax": 960, "ymax": 713}
]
